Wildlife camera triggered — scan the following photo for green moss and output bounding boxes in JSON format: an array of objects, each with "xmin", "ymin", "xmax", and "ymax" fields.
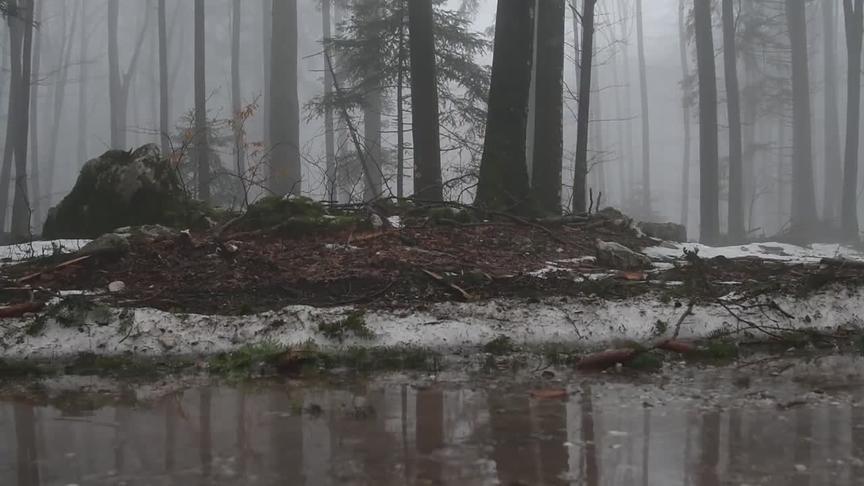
[
  {"xmin": 234, "ymin": 196, "xmax": 366, "ymax": 235},
  {"xmin": 482, "ymin": 335, "xmax": 516, "ymax": 356},
  {"xmin": 318, "ymin": 311, "xmax": 374, "ymax": 342},
  {"xmin": 308, "ymin": 346, "xmax": 441, "ymax": 373},
  {"xmin": 0, "ymin": 359, "xmax": 48, "ymax": 378},
  {"xmin": 652, "ymin": 320, "xmax": 669, "ymax": 337},
  {"xmin": 624, "ymin": 351, "xmax": 664, "ymax": 371},
  {"xmin": 700, "ymin": 340, "xmax": 739, "ymax": 361},
  {"xmin": 64, "ymin": 352, "xmax": 186, "ymax": 377},
  {"xmin": 208, "ymin": 341, "xmax": 288, "ymax": 376}
]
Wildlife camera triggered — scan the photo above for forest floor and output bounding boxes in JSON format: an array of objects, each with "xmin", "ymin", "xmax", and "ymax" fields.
[{"xmin": 1, "ymin": 205, "xmax": 864, "ymax": 316}]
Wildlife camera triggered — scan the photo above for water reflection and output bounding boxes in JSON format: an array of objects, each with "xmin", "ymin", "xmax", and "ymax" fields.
[{"xmin": 0, "ymin": 376, "xmax": 862, "ymax": 485}]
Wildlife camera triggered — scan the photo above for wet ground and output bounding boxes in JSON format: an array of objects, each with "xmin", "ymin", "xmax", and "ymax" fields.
[{"xmin": 2, "ymin": 355, "xmax": 864, "ymax": 485}]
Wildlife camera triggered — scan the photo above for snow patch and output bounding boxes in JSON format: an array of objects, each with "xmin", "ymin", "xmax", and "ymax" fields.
[
  {"xmin": 2, "ymin": 286, "xmax": 861, "ymax": 360},
  {"xmin": 644, "ymin": 242, "xmax": 864, "ymax": 264}
]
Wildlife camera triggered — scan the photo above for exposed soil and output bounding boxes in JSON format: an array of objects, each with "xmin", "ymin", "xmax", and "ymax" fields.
[{"xmin": 3, "ymin": 208, "xmax": 864, "ymax": 316}]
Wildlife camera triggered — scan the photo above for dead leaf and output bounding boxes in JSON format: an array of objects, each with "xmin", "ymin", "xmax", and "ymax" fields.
[
  {"xmin": 0, "ymin": 301, "xmax": 44, "ymax": 318},
  {"xmin": 530, "ymin": 389, "xmax": 569, "ymax": 400},
  {"xmin": 619, "ymin": 271, "xmax": 646, "ymax": 281},
  {"xmin": 577, "ymin": 348, "xmax": 638, "ymax": 371},
  {"xmin": 656, "ymin": 339, "xmax": 697, "ymax": 354}
]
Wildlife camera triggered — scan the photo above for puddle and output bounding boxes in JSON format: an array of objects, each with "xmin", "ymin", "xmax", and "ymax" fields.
[{"xmin": 2, "ymin": 356, "xmax": 864, "ymax": 485}]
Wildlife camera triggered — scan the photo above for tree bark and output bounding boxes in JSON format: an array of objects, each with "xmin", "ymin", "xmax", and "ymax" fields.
[
  {"xmin": 76, "ymin": 0, "xmax": 89, "ymax": 166},
  {"xmin": 262, "ymin": 0, "xmax": 272, "ymax": 151},
  {"xmin": 194, "ymin": 0, "xmax": 209, "ymax": 203},
  {"xmin": 10, "ymin": 0, "xmax": 35, "ymax": 241},
  {"xmin": 723, "ymin": 0, "xmax": 745, "ymax": 241},
  {"xmin": 530, "ymin": 0, "xmax": 564, "ymax": 214},
  {"xmin": 269, "ymin": 0, "xmax": 301, "ymax": 196},
  {"xmin": 824, "ymin": 0, "xmax": 842, "ymax": 224},
  {"xmin": 573, "ymin": 0, "xmax": 596, "ymax": 213},
  {"xmin": 842, "ymin": 0, "xmax": 864, "ymax": 239},
  {"xmin": 0, "ymin": 0, "xmax": 24, "ymax": 232},
  {"xmin": 636, "ymin": 0, "xmax": 651, "ymax": 212},
  {"xmin": 323, "ymin": 0, "xmax": 336, "ymax": 200},
  {"xmin": 27, "ymin": 0, "xmax": 40, "ymax": 226},
  {"xmin": 475, "ymin": 0, "xmax": 535, "ymax": 213},
  {"xmin": 678, "ymin": 0, "xmax": 692, "ymax": 227},
  {"xmin": 694, "ymin": 0, "xmax": 720, "ymax": 244},
  {"xmin": 158, "ymin": 0, "xmax": 170, "ymax": 155},
  {"xmin": 786, "ymin": 0, "xmax": 819, "ymax": 233},
  {"xmin": 108, "ymin": 0, "xmax": 123, "ymax": 149},
  {"xmin": 232, "ymin": 0, "xmax": 245, "ymax": 181},
  {"xmin": 408, "ymin": 0, "xmax": 443, "ymax": 202}
]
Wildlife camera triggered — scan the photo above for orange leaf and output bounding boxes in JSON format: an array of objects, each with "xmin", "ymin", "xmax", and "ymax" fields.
[{"xmin": 619, "ymin": 271, "xmax": 646, "ymax": 281}]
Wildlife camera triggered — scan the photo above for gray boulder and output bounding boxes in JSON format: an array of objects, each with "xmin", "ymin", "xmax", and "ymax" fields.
[
  {"xmin": 638, "ymin": 221, "xmax": 687, "ymax": 243},
  {"xmin": 596, "ymin": 240, "xmax": 652, "ymax": 270},
  {"xmin": 43, "ymin": 145, "xmax": 189, "ymax": 239},
  {"xmin": 78, "ymin": 233, "xmax": 131, "ymax": 257}
]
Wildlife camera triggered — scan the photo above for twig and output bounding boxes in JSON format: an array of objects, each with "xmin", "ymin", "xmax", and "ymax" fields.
[{"xmin": 672, "ymin": 301, "xmax": 695, "ymax": 339}]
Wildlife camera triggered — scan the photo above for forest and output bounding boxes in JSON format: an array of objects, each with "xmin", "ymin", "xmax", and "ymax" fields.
[{"xmin": 0, "ymin": 0, "xmax": 861, "ymax": 246}]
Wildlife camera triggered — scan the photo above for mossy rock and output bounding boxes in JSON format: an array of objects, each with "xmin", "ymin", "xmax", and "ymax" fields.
[
  {"xmin": 234, "ymin": 196, "xmax": 366, "ymax": 235},
  {"xmin": 43, "ymin": 145, "xmax": 192, "ymax": 239}
]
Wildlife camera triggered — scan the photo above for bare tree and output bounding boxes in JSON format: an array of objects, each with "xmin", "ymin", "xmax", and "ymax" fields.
[
  {"xmin": 636, "ymin": 0, "xmax": 651, "ymax": 211},
  {"xmin": 194, "ymin": 0, "xmax": 209, "ymax": 202},
  {"xmin": 232, "ymin": 0, "xmax": 244, "ymax": 178},
  {"xmin": 573, "ymin": 0, "xmax": 597, "ymax": 214},
  {"xmin": 824, "ymin": 0, "xmax": 842, "ymax": 223},
  {"xmin": 158, "ymin": 0, "xmax": 169, "ymax": 155},
  {"xmin": 723, "ymin": 0, "xmax": 744, "ymax": 241},
  {"xmin": 678, "ymin": 0, "xmax": 692, "ymax": 227},
  {"xmin": 408, "ymin": 0, "xmax": 443, "ymax": 202},
  {"xmin": 269, "ymin": 0, "xmax": 301, "ymax": 196},
  {"xmin": 530, "ymin": 0, "xmax": 564, "ymax": 214},
  {"xmin": 842, "ymin": 0, "xmax": 864, "ymax": 239},
  {"xmin": 322, "ymin": 0, "xmax": 336, "ymax": 200},
  {"xmin": 107, "ymin": 0, "xmax": 151, "ymax": 150},
  {"xmin": 694, "ymin": 0, "xmax": 720, "ymax": 244},
  {"xmin": 475, "ymin": 0, "xmax": 534, "ymax": 213}
]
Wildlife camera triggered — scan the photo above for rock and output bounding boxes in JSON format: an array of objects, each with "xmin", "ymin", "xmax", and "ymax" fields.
[
  {"xmin": 638, "ymin": 221, "xmax": 688, "ymax": 243},
  {"xmin": 78, "ymin": 233, "xmax": 131, "ymax": 257},
  {"xmin": 114, "ymin": 224, "xmax": 179, "ymax": 242},
  {"xmin": 595, "ymin": 240, "xmax": 652, "ymax": 270},
  {"xmin": 108, "ymin": 281, "xmax": 126, "ymax": 293},
  {"xmin": 43, "ymin": 144, "xmax": 189, "ymax": 239}
]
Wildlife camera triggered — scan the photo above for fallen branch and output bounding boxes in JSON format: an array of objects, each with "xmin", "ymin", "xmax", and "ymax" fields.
[
  {"xmin": 0, "ymin": 301, "xmax": 44, "ymax": 318},
  {"xmin": 17, "ymin": 255, "xmax": 93, "ymax": 284},
  {"xmin": 421, "ymin": 268, "xmax": 474, "ymax": 301}
]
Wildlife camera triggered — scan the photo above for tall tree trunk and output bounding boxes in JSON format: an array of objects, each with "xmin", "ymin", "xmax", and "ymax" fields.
[
  {"xmin": 76, "ymin": 0, "xmax": 89, "ymax": 166},
  {"xmin": 322, "ymin": 0, "xmax": 336, "ymax": 201},
  {"xmin": 362, "ymin": 90, "xmax": 383, "ymax": 201},
  {"xmin": 27, "ymin": 0, "xmax": 40, "ymax": 227},
  {"xmin": 723, "ymin": 0, "xmax": 744, "ymax": 241},
  {"xmin": 475, "ymin": 0, "xmax": 535, "ymax": 213},
  {"xmin": 694, "ymin": 0, "xmax": 720, "ymax": 244},
  {"xmin": 269, "ymin": 0, "xmax": 301, "ymax": 196},
  {"xmin": 194, "ymin": 0, "xmax": 209, "ymax": 202},
  {"xmin": 395, "ymin": 16, "xmax": 405, "ymax": 199},
  {"xmin": 786, "ymin": 0, "xmax": 819, "ymax": 233},
  {"xmin": 11, "ymin": 0, "xmax": 35, "ymax": 241},
  {"xmin": 572, "ymin": 0, "xmax": 596, "ymax": 213},
  {"xmin": 842, "ymin": 0, "xmax": 864, "ymax": 240},
  {"xmin": 824, "ymin": 0, "xmax": 842, "ymax": 224},
  {"xmin": 636, "ymin": 0, "xmax": 651, "ymax": 212},
  {"xmin": 262, "ymin": 0, "xmax": 272, "ymax": 151},
  {"xmin": 44, "ymin": 0, "xmax": 78, "ymax": 223},
  {"xmin": 108, "ymin": 0, "xmax": 124, "ymax": 149},
  {"xmin": 619, "ymin": 0, "xmax": 635, "ymax": 196},
  {"xmin": 158, "ymin": 0, "xmax": 170, "ymax": 155},
  {"xmin": 0, "ymin": 0, "xmax": 24, "ymax": 232},
  {"xmin": 409, "ymin": 0, "xmax": 443, "ymax": 202},
  {"xmin": 530, "ymin": 0, "xmax": 564, "ymax": 214},
  {"xmin": 678, "ymin": 0, "xmax": 692, "ymax": 227},
  {"xmin": 232, "ymin": 0, "xmax": 245, "ymax": 182}
]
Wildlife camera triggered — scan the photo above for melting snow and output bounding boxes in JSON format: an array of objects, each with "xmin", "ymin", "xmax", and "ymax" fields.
[
  {"xmin": 0, "ymin": 239, "xmax": 90, "ymax": 265},
  {"xmin": 644, "ymin": 242, "xmax": 864, "ymax": 264}
]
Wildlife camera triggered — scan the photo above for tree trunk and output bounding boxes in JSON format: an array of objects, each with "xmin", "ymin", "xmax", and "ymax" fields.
[
  {"xmin": 194, "ymin": 0, "xmax": 209, "ymax": 203},
  {"xmin": 269, "ymin": 0, "xmax": 301, "ymax": 196},
  {"xmin": 678, "ymin": 0, "xmax": 692, "ymax": 227},
  {"xmin": 11, "ymin": 0, "xmax": 35, "ymax": 241},
  {"xmin": 786, "ymin": 0, "xmax": 819, "ymax": 233},
  {"xmin": 395, "ymin": 16, "xmax": 405, "ymax": 200},
  {"xmin": 530, "ymin": 0, "xmax": 564, "ymax": 214},
  {"xmin": 572, "ymin": 0, "xmax": 596, "ymax": 213},
  {"xmin": 0, "ymin": 0, "xmax": 24, "ymax": 232},
  {"xmin": 27, "ymin": 0, "xmax": 40, "ymax": 227},
  {"xmin": 262, "ymin": 0, "xmax": 272, "ymax": 151},
  {"xmin": 232, "ymin": 0, "xmax": 245, "ymax": 182},
  {"xmin": 842, "ymin": 0, "xmax": 864, "ymax": 240},
  {"xmin": 824, "ymin": 0, "xmax": 842, "ymax": 224},
  {"xmin": 636, "ymin": 0, "xmax": 651, "ymax": 212},
  {"xmin": 694, "ymin": 0, "xmax": 720, "ymax": 244},
  {"xmin": 362, "ymin": 89, "xmax": 383, "ymax": 202},
  {"xmin": 723, "ymin": 0, "xmax": 744, "ymax": 241},
  {"xmin": 44, "ymin": 0, "xmax": 77, "ymax": 223},
  {"xmin": 158, "ymin": 0, "xmax": 170, "ymax": 155},
  {"xmin": 322, "ymin": 0, "xmax": 336, "ymax": 201},
  {"xmin": 108, "ymin": 0, "xmax": 124, "ymax": 149},
  {"xmin": 408, "ymin": 0, "xmax": 443, "ymax": 202},
  {"xmin": 76, "ymin": 0, "xmax": 89, "ymax": 166},
  {"xmin": 475, "ymin": 0, "xmax": 535, "ymax": 213}
]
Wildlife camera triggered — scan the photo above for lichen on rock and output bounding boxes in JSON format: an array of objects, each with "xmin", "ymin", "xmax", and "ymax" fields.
[{"xmin": 42, "ymin": 145, "xmax": 192, "ymax": 239}]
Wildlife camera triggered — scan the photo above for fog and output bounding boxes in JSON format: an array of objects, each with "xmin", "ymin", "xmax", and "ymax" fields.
[{"xmin": 1, "ymin": 0, "xmax": 861, "ymax": 243}]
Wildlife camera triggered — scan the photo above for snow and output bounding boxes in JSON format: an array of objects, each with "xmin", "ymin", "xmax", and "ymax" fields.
[
  {"xmin": 0, "ymin": 239, "xmax": 90, "ymax": 264},
  {"xmin": 644, "ymin": 242, "xmax": 864, "ymax": 264},
  {"xmin": 3, "ymin": 285, "xmax": 861, "ymax": 360}
]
